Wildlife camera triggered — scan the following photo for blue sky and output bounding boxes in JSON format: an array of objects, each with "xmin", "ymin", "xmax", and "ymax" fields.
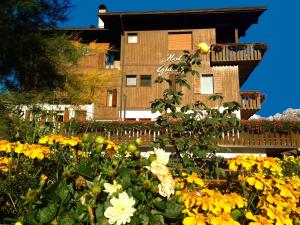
[{"xmin": 64, "ymin": 0, "xmax": 300, "ymax": 117}]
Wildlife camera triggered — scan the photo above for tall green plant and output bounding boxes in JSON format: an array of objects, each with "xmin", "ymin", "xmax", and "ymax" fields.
[{"xmin": 150, "ymin": 49, "xmax": 240, "ymax": 175}]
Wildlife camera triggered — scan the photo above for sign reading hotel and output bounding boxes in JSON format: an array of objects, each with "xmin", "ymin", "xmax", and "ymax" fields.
[{"xmin": 157, "ymin": 54, "xmax": 182, "ymax": 76}]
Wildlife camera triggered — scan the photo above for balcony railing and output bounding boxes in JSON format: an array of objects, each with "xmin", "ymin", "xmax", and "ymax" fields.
[
  {"xmin": 240, "ymin": 91, "xmax": 265, "ymax": 111},
  {"xmin": 62, "ymin": 122, "xmax": 300, "ymax": 153},
  {"xmin": 240, "ymin": 91, "xmax": 265, "ymax": 119},
  {"xmin": 210, "ymin": 43, "xmax": 267, "ymax": 64},
  {"xmin": 219, "ymin": 130, "xmax": 300, "ymax": 149}
]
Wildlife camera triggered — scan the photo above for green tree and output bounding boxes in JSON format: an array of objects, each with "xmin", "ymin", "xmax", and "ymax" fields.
[
  {"xmin": 151, "ymin": 50, "xmax": 240, "ymax": 176},
  {"xmin": 0, "ymin": 0, "xmax": 83, "ymax": 140},
  {"xmin": 0, "ymin": 0, "xmax": 77, "ymax": 91}
]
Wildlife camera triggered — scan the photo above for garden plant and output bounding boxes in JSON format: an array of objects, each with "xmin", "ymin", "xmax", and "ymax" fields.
[{"xmin": 0, "ymin": 44, "xmax": 299, "ymax": 225}]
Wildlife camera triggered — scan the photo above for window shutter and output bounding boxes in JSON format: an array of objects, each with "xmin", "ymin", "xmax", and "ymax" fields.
[
  {"xmin": 168, "ymin": 33, "xmax": 192, "ymax": 50},
  {"xmin": 63, "ymin": 109, "xmax": 69, "ymax": 122},
  {"xmin": 194, "ymin": 76, "xmax": 200, "ymax": 93},
  {"xmin": 98, "ymin": 53, "xmax": 105, "ymax": 68},
  {"xmin": 112, "ymin": 89, "xmax": 118, "ymax": 107}
]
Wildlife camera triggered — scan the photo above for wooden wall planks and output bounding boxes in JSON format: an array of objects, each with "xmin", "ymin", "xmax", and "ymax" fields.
[{"xmin": 122, "ymin": 29, "xmax": 242, "ymax": 111}]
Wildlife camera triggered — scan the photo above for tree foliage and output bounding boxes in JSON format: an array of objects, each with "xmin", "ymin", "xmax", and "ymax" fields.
[
  {"xmin": 0, "ymin": 0, "xmax": 77, "ymax": 91},
  {"xmin": 151, "ymin": 50, "xmax": 240, "ymax": 176}
]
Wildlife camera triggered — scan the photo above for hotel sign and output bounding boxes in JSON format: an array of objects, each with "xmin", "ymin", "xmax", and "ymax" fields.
[{"xmin": 157, "ymin": 54, "xmax": 182, "ymax": 76}]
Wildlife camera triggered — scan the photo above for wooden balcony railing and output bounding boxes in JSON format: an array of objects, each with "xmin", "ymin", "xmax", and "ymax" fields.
[
  {"xmin": 240, "ymin": 91, "xmax": 265, "ymax": 119},
  {"xmin": 64, "ymin": 125, "xmax": 300, "ymax": 152},
  {"xmin": 240, "ymin": 91, "xmax": 265, "ymax": 111},
  {"xmin": 219, "ymin": 130, "xmax": 300, "ymax": 149},
  {"xmin": 210, "ymin": 43, "xmax": 267, "ymax": 64}
]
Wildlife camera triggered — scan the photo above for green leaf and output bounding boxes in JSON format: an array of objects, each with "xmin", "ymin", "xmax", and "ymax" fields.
[
  {"xmin": 95, "ymin": 204, "xmax": 104, "ymax": 221},
  {"xmin": 141, "ymin": 214, "xmax": 150, "ymax": 225},
  {"xmin": 132, "ymin": 187, "xmax": 146, "ymax": 202},
  {"xmin": 59, "ymin": 214, "xmax": 77, "ymax": 225},
  {"xmin": 118, "ymin": 167, "xmax": 131, "ymax": 176},
  {"xmin": 24, "ymin": 214, "xmax": 39, "ymax": 225},
  {"xmin": 163, "ymin": 201, "xmax": 182, "ymax": 219},
  {"xmin": 38, "ymin": 203, "xmax": 57, "ymax": 224},
  {"xmin": 215, "ymin": 168, "xmax": 227, "ymax": 178},
  {"xmin": 149, "ymin": 214, "xmax": 165, "ymax": 225},
  {"xmin": 57, "ymin": 182, "xmax": 70, "ymax": 204},
  {"xmin": 76, "ymin": 160, "xmax": 94, "ymax": 178},
  {"xmin": 44, "ymin": 182, "xmax": 60, "ymax": 202},
  {"xmin": 231, "ymin": 209, "xmax": 242, "ymax": 221},
  {"xmin": 154, "ymin": 198, "xmax": 167, "ymax": 210},
  {"xmin": 129, "ymin": 215, "xmax": 143, "ymax": 225}
]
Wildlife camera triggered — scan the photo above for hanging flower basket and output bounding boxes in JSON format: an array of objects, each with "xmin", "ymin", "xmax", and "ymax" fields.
[
  {"xmin": 212, "ymin": 44, "xmax": 223, "ymax": 53},
  {"xmin": 253, "ymin": 43, "xmax": 268, "ymax": 54},
  {"xmin": 228, "ymin": 44, "xmax": 247, "ymax": 52}
]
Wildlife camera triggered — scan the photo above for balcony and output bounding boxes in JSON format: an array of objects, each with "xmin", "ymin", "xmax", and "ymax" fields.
[
  {"xmin": 64, "ymin": 121, "xmax": 300, "ymax": 155},
  {"xmin": 210, "ymin": 43, "xmax": 267, "ymax": 85},
  {"xmin": 240, "ymin": 91, "xmax": 265, "ymax": 119}
]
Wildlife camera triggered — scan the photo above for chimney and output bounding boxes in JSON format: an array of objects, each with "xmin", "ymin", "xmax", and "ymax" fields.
[{"xmin": 98, "ymin": 4, "xmax": 107, "ymax": 29}]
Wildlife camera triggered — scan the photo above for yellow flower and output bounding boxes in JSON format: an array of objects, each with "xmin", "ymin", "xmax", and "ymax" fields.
[
  {"xmin": 0, "ymin": 140, "xmax": 12, "ymax": 153},
  {"xmin": 229, "ymin": 193, "xmax": 247, "ymax": 208},
  {"xmin": 40, "ymin": 174, "xmax": 48, "ymax": 185},
  {"xmin": 0, "ymin": 156, "xmax": 13, "ymax": 173},
  {"xmin": 229, "ymin": 162, "xmax": 238, "ymax": 171},
  {"xmin": 246, "ymin": 212, "xmax": 273, "ymax": 225},
  {"xmin": 254, "ymin": 180, "xmax": 264, "ymax": 190},
  {"xmin": 246, "ymin": 176, "xmax": 264, "ymax": 190},
  {"xmin": 77, "ymin": 150, "xmax": 88, "ymax": 158},
  {"xmin": 197, "ymin": 43, "xmax": 210, "ymax": 54},
  {"xmin": 183, "ymin": 209, "xmax": 206, "ymax": 225},
  {"xmin": 210, "ymin": 212, "xmax": 240, "ymax": 225},
  {"xmin": 186, "ymin": 172, "xmax": 205, "ymax": 187}
]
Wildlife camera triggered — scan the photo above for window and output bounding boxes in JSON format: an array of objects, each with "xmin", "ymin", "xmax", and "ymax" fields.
[
  {"xmin": 168, "ymin": 32, "xmax": 192, "ymax": 50},
  {"xmin": 105, "ymin": 53, "xmax": 115, "ymax": 69},
  {"xmin": 107, "ymin": 90, "xmax": 113, "ymax": 106},
  {"xmin": 201, "ymin": 74, "xmax": 214, "ymax": 94},
  {"xmin": 75, "ymin": 110, "xmax": 87, "ymax": 122},
  {"xmin": 140, "ymin": 75, "xmax": 152, "ymax": 87},
  {"xmin": 128, "ymin": 33, "xmax": 138, "ymax": 44},
  {"xmin": 107, "ymin": 89, "xmax": 117, "ymax": 107},
  {"xmin": 126, "ymin": 75, "xmax": 137, "ymax": 86}
]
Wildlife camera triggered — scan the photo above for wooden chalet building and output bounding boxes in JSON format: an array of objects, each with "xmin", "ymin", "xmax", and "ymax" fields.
[
  {"xmin": 60, "ymin": 5, "xmax": 268, "ymax": 122},
  {"xmin": 23, "ymin": 5, "xmax": 300, "ymax": 154}
]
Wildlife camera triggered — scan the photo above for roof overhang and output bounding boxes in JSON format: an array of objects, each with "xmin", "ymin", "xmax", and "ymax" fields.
[{"xmin": 99, "ymin": 6, "xmax": 267, "ymax": 36}]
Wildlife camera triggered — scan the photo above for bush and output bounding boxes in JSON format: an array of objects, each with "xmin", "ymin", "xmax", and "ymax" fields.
[{"xmin": 1, "ymin": 137, "xmax": 299, "ymax": 225}]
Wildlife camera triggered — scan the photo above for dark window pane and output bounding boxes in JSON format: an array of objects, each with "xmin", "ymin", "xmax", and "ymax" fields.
[{"xmin": 140, "ymin": 75, "xmax": 151, "ymax": 87}]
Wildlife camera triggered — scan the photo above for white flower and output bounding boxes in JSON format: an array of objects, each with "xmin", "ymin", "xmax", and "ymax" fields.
[
  {"xmin": 158, "ymin": 176, "xmax": 175, "ymax": 199},
  {"xmin": 150, "ymin": 160, "xmax": 169, "ymax": 176},
  {"xmin": 104, "ymin": 192, "xmax": 136, "ymax": 225},
  {"xmin": 104, "ymin": 180, "xmax": 122, "ymax": 197},
  {"xmin": 153, "ymin": 147, "xmax": 169, "ymax": 165},
  {"xmin": 149, "ymin": 161, "xmax": 175, "ymax": 199}
]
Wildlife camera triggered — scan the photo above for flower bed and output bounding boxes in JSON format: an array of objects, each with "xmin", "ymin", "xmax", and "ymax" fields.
[
  {"xmin": 61, "ymin": 120, "xmax": 300, "ymax": 136},
  {"xmin": 0, "ymin": 136, "xmax": 299, "ymax": 225}
]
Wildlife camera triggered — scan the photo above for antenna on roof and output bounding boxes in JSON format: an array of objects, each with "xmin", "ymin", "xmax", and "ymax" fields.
[{"xmin": 98, "ymin": 4, "xmax": 107, "ymax": 28}]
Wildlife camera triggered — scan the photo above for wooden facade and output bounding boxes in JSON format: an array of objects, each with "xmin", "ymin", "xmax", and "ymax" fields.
[
  {"xmin": 121, "ymin": 29, "xmax": 263, "ymax": 116},
  {"xmin": 73, "ymin": 41, "xmax": 121, "ymax": 120},
  {"xmin": 65, "ymin": 7, "xmax": 268, "ymax": 121}
]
